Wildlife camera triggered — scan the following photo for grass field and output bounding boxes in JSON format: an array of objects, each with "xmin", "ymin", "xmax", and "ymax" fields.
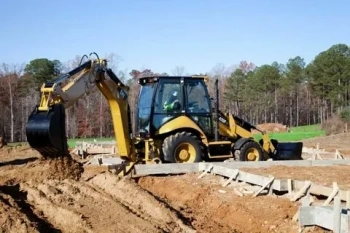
[
  {"xmin": 253, "ymin": 124, "xmax": 325, "ymax": 142},
  {"xmin": 67, "ymin": 137, "xmax": 114, "ymax": 148},
  {"xmin": 7, "ymin": 124, "xmax": 325, "ymax": 148}
]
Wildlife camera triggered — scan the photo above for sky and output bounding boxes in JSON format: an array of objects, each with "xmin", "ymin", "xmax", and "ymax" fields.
[{"xmin": 1, "ymin": 0, "xmax": 349, "ymax": 77}]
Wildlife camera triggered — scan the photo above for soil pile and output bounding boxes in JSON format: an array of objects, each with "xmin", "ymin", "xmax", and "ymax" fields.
[
  {"xmin": 253, "ymin": 123, "xmax": 289, "ymax": 133},
  {"xmin": 0, "ymin": 156, "xmax": 84, "ymax": 185},
  {"xmin": 45, "ymin": 157, "xmax": 84, "ymax": 181}
]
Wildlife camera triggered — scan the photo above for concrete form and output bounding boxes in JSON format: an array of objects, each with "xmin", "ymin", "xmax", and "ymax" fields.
[
  {"xmin": 299, "ymin": 196, "xmax": 350, "ymax": 232},
  {"xmin": 74, "ymin": 140, "xmax": 116, "ymax": 158},
  {"xmin": 130, "ymin": 159, "xmax": 350, "ymax": 177}
]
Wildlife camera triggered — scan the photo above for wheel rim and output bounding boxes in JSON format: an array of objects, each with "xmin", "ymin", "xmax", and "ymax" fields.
[
  {"xmin": 174, "ymin": 142, "xmax": 196, "ymax": 163},
  {"xmin": 246, "ymin": 148, "xmax": 260, "ymax": 161}
]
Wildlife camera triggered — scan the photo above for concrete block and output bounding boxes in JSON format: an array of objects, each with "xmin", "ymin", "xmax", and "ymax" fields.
[
  {"xmin": 133, "ymin": 163, "xmax": 199, "ymax": 176},
  {"xmin": 87, "ymin": 157, "xmax": 123, "ymax": 165},
  {"xmin": 299, "ymin": 205, "xmax": 349, "ymax": 232}
]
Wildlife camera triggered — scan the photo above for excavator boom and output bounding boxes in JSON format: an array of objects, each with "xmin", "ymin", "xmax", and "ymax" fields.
[{"xmin": 25, "ymin": 53, "xmax": 133, "ymax": 159}]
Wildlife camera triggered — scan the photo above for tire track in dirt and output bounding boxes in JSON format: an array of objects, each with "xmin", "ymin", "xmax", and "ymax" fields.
[
  {"xmin": 1, "ymin": 173, "xmax": 196, "ymax": 232},
  {"xmin": 22, "ymin": 182, "xmax": 94, "ymax": 233},
  {"xmin": 0, "ymin": 184, "xmax": 59, "ymax": 233},
  {"xmin": 88, "ymin": 173, "xmax": 196, "ymax": 233},
  {"xmin": 20, "ymin": 179, "xmax": 169, "ymax": 233}
]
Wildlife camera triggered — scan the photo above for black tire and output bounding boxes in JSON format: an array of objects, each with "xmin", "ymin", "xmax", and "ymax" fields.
[
  {"xmin": 239, "ymin": 140, "xmax": 264, "ymax": 161},
  {"xmin": 162, "ymin": 132, "xmax": 203, "ymax": 163}
]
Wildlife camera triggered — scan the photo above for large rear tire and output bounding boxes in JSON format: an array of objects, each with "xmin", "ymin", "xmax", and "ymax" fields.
[
  {"xmin": 239, "ymin": 141, "xmax": 264, "ymax": 161},
  {"xmin": 162, "ymin": 132, "xmax": 203, "ymax": 163}
]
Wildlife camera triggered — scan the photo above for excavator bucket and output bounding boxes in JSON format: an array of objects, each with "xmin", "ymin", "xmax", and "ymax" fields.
[
  {"xmin": 26, "ymin": 103, "xmax": 69, "ymax": 159},
  {"xmin": 273, "ymin": 141, "xmax": 304, "ymax": 160}
]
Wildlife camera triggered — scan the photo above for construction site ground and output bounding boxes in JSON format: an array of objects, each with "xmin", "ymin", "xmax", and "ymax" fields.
[{"xmin": 2, "ymin": 133, "xmax": 350, "ymax": 232}]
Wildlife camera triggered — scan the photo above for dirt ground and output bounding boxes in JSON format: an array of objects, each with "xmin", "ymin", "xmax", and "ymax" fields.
[
  {"xmin": 241, "ymin": 165, "xmax": 350, "ymax": 190},
  {"xmin": 0, "ymin": 144, "xmax": 336, "ymax": 233},
  {"xmin": 302, "ymin": 132, "xmax": 350, "ymax": 155}
]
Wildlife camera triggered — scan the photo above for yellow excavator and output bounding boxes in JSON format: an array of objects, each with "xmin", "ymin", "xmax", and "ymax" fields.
[{"xmin": 25, "ymin": 53, "xmax": 303, "ymax": 175}]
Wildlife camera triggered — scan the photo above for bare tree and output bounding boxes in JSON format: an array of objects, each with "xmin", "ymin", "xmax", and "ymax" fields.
[
  {"xmin": 0, "ymin": 63, "xmax": 24, "ymax": 142},
  {"xmin": 172, "ymin": 66, "xmax": 186, "ymax": 76}
]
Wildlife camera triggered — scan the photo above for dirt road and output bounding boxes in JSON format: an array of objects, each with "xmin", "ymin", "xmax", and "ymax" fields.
[{"xmin": 0, "ymin": 145, "xmax": 331, "ymax": 233}]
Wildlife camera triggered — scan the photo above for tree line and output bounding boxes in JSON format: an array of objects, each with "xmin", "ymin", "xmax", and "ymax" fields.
[{"xmin": 0, "ymin": 43, "xmax": 349, "ymax": 142}]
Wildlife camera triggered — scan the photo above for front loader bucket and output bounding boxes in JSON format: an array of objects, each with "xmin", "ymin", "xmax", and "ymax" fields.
[
  {"xmin": 26, "ymin": 104, "xmax": 69, "ymax": 159},
  {"xmin": 273, "ymin": 142, "xmax": 303, "ymax": 160}
]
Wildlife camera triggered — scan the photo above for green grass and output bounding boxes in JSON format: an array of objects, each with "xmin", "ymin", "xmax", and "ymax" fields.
[
  {"xmin": 253, "ymin": 124, "xmax": 325, "ymax": 142},
  {"xmin": 67, "ymin": 137, "xmax": 114, "ymax": 148},
  {"xmin": 7, "ymin": 142, "xmax": 29, "ymax": 147},
  {"xmin": 7, "ymin": 137, "xmax": 114, "ymax": 149}
]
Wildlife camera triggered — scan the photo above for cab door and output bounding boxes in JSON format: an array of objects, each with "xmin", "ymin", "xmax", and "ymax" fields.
[{"xmin": 184, "ymin": 78, "xmax": 213, "ymax": 135}]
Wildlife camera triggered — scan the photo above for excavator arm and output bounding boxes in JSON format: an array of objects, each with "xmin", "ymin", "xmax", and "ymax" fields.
[{"xmin": 26, "ymin": 53, "xmax": 134, "ymax": 160}]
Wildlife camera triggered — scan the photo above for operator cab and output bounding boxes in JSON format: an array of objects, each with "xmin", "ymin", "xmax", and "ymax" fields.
[{"xmin": 136, "ymin": 76, "xmax": 213, "ymax": 138}]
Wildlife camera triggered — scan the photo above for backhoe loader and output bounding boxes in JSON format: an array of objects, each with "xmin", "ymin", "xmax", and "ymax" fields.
[{"xmin": 25, "ymin": 53, "xmax": 303, "ymax": 175}]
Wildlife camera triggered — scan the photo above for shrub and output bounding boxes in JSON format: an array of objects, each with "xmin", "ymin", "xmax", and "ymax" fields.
[
  {"xmin": 340, "ymin": 106, "xmax": 350, "ymax": 122},
  {"xmin": 321, "ymin": 114, "xmax": 347, "ymax": 135}
]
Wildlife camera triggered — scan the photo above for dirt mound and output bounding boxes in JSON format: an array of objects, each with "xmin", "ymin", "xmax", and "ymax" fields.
[
  {"xmin": 45, "ymin": 157, "xmax": 84, "ymax": 181},
  {"xmin": 254, "ymin": 123, "xmax": 289, "ymax": 133},
  {"xmin": 0, "ymin": 156, "xmax": 84, "ymax": 184},
  {"xmin": 138, "ymin": 174, "xmax": 299, "ymax": 233}
]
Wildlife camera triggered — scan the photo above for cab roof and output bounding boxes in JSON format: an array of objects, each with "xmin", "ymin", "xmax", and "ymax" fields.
[{"xmin": 138, "ymin": 75, "xmax": 209, "ymax": 85}]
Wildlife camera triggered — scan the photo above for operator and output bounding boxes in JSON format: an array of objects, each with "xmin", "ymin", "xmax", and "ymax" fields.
[{"xmin": 163, "ymin": 91, "xmax": 181, "ymax": 112}]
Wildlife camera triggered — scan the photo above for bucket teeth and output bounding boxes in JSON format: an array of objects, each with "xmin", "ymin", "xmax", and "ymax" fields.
[{"xmin": 25, "ymin": 104, "xmax": 69, "ymax": 159}]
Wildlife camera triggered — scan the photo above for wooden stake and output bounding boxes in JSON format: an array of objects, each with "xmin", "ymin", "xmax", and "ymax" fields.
[
  {"xmin": 287, "ymin": 179, "xmax": 293, "ymax": 194},
  {"xmin": 253, "ymin": 176, "xmax": 275, "ymax": 197},
  {"xmin": 198, "ymin": 164, "xmax": 213, "ymax": 178},
  {"xmin": 323, "ymin": 182, "xmax": 339, "ymax": 206},
  {"xmin": 222, "ymin": 169, "xmax": 239, "ymax": 187},
  {"xmin": 290, "ymin": 181, "xmax": 311, "ymax": 201}
]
